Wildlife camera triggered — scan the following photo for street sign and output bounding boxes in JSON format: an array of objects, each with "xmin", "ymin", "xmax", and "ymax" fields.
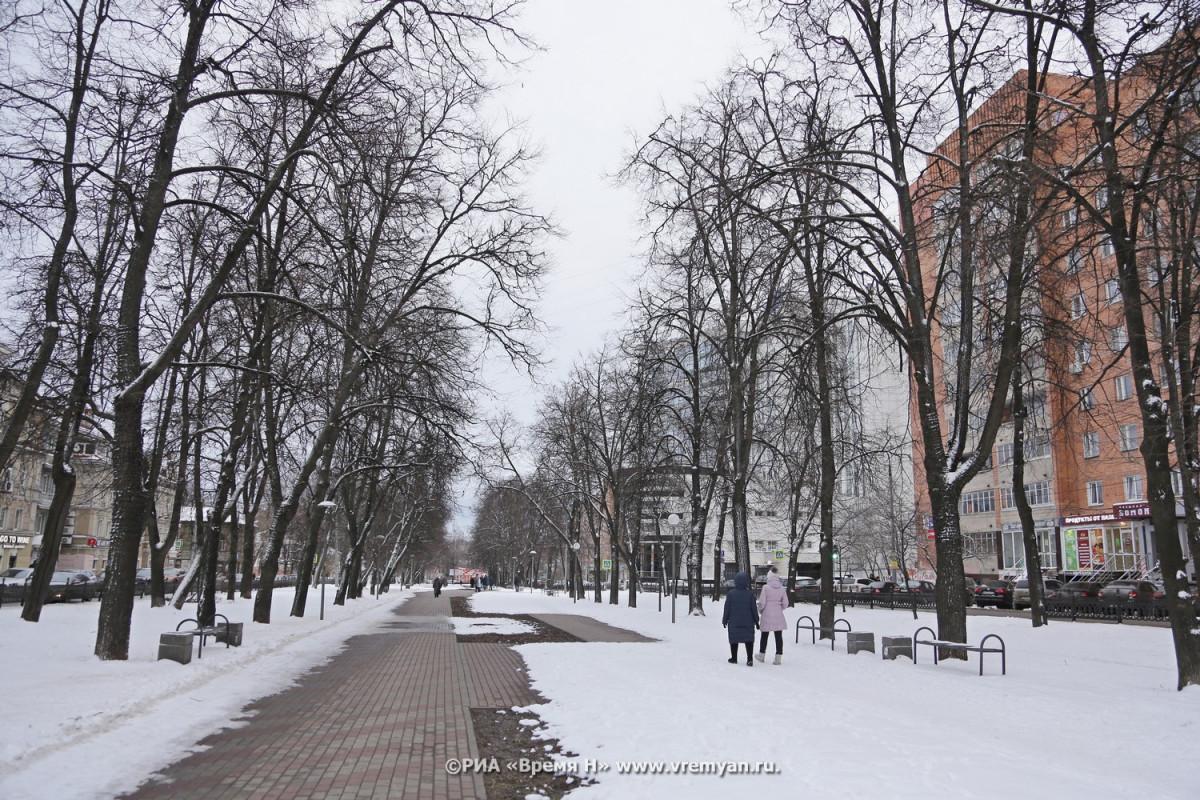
[
  {"xmin": 774, "ymin": 549, "xmax": 785, "ymax": 560},
  {"xmin": 601, "ymin": 558, "xmax": 612, "ymax": 570}
]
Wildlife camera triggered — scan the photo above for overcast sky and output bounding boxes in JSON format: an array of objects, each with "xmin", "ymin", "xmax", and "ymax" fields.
[{"xmin": 477, "ymin": 0, "xmax": 765, "ymax": 423}]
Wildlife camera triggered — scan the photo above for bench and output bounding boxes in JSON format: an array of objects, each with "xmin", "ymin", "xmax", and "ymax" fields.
[
  {"xmin": 881, "ymin": 635, "xmax": 913, "ymax": 661},
  {"xmin": 158, "ymin": 631, "xmax": 195, "ymax": 664},
  {"xmin": 846, "ymin": 631, "xmax": 875, "ymax": 655},
  {"xmin": 175, "ymin": 613, "xmax": 240, "ymax": 659},
  {"xmin": 913, "ymin": 626, "xmax": 1006, "ymax": 676},
  {"xmin": 794, "ymin": 615, "xmax": 851, "ymax": 651}
]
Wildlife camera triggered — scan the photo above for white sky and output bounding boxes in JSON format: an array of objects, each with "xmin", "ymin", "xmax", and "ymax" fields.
[
  {"xmin": 459, "ymin": 1, "xmax": 766, "ymax": 530},
  {"xmin": 479, "ymin": 0, "xmax": 764, "ymax": 417},
  {"xmin": 5, "ymin": 587, "xmax": 1198, "ymax": 798}
]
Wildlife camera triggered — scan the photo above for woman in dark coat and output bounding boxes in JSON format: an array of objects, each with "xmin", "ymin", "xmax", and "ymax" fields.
[{"xmin": 721, "ymin": 572, "xmax": 759, "ymax": 665}]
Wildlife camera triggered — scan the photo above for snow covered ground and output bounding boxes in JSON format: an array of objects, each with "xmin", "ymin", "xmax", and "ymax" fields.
[
  {"xmin": 1, "ymin": 585, "xmax": 1197, "ymax": 799},
  {"xmin": 469, "ymin": 590, "xmax": 1200, "ymax": 800},
  {"xmin": 0, "ymin": 587, "xmax": 411, "ymax": 800}
]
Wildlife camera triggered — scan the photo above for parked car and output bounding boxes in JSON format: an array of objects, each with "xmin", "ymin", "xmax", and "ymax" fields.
[
  {"xmin": 836, "ymin": 577, "xmax": 873, "ymax": 592},
  {"xmin": 1047, "ymin": 581, "xmax": 1105, "ymax": 601},
  {"xmin": 1098, "ymin": 580, "xmax": 1157, "ymax": 603},
  {"xmin": 46, "ymin": 571, "xmax": 96, "ymax": 602},
  {"xmin": 792, "ymin": 577, "xmax": 818, "ymax": 590},
  {"xmin": 865, "ymin": 580, "xmax": 897, "ymax": 595},
  {"xmin": 135, "ymin": 567, "xmax": 187, "ymax": 595},
  {"xmin": 1011, "ymin": 578, "xmax": 1063, "ymax": 610},
  {"xmin": 894, "ymin": 579, "xmax": 935, "ymax": 595},
  {"xmin": 960, "ymin": 576, "xmax": 979, "ymax": 602},
  {"xmin": 0, "ymin": 567, "xmax": 34, "ymax": 585},
  {"xmin": 974, "ymin": 579, "xmax": 1016, "ymax": 608}
]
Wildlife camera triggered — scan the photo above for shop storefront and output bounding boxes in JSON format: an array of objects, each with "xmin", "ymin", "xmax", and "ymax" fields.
[{"xmin": 1060, "ymin": 508, "xmax": 1154, "ymax": 577}]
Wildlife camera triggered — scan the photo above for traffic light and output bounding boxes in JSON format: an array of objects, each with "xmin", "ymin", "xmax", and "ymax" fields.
[{"xmin": 831, "ymin": 547, "xmax": 839, "ymax": 562}]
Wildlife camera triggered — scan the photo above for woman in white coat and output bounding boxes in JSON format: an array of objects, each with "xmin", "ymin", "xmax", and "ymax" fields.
[{"xmin": 755, "ymin": 567, "xmax": 790, "ymax": 664}]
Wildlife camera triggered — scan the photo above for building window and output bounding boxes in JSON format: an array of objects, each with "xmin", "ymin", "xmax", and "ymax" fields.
[
  {"xmin": 1073, "ymin": 341, "xmax": 1091, "ymax": 371},
  {"xmin": 1097, "ymin": 186, "xmax": 1109, "ymax": 210},
  {"xmin": 1083, "ymin": 432, "xmax": 1100, "ymax": 459},
  {"xmin": 1087, "ymin": 480, "xmax": 1104, "ymax": 506},
  {"xmin": 1071, "ymin": 293, "xmax": 1087, "ymax": 319},
  {"xmin": 1024, "ymin": 434, "xmax": 1051, "ymax": 460},
  {"xmin": 1105, "ymin": 279, "xmax": 1122, "ymax": 304},
  {"xmin": 1080, "ymin": 387, "xmax": 1095, "ymax": 410},
  {"xmin": 999, "ymin": 487, "xmax": 1015, "ymax": 509},
  {"xmin": 1038, "ymin": 529, "xmax": 1058, "ymax": 569},
  {"xmin": 1066, "ymin": 248, "xmax": 1083, "ymax": 274},
  {"xmin": 40, "ymin": 471, "xmax": 52, "ymax": 494},
  {"xmin": 1115, "ymin": 374, "xmax": 1134, "ymax": 401},
  {"xmin": 1110, "ymin": 326, "xmax": 1127, "ymax": 352},
  {"xmin": 964, "ymin": 531, "xmax": 997, "ymax": 556},
  {"xmin": 1062, "ymin": 208, "xmax": 1077, "ymax": 229},
  {"xmin": 1173, "ymin": 470, "xmax": 1185, "ymax": 496},
  {"xmin": 14, "ymin": 508, "xmax": 23, "ymax": 531},
  {"xmin": 1001, "ymin": 530, "xmax": 1025, "ymax": 569},
  {"xmin": 1124, "ymin": 475, "xmax": 1144, "ymax": 501},
  {"xmin": 0, "ymin": 506, "xmax": 7, "ymax": 527},
  {"xmin": 959, "ymin": 490, "xmax": 996, "ymax": 515},
  {"xmin": 1026, "ymin": 480, "xmax": 1052, "ymax": 506},
  {"xmin": 73, "ymin": 441, "xmax": 97, "ymax": 456},
  {"xmin": 996, "ymin": 442, "xmax": 1014, "ymax": 466},
  {"xmin": 1100, "ymin": 236, "xmax": 1115, "ymax": 258},
  {"xmin": 1119, "ymin": 423, "xmax": 1139, "ymax": 451}
]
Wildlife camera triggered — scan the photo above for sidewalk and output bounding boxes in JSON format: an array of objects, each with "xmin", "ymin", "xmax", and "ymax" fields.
[{"xmin": 121, "ymin": 589, "xmax": 569, "ymax": 800}]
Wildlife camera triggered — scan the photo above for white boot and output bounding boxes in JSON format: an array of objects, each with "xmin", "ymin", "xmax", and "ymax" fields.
[
  {"xmin": 773, "ymin": 654, "xmax": 782, "ymax": 665},
  {"xmin": 754, "ymin": 651, "xmax": 765, "ymax": 662}
]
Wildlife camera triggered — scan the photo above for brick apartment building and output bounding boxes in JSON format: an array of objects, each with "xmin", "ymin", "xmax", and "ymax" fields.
[{"xmin": 912, "ymin": 68, "xmax": 1196, "ymax": 583}]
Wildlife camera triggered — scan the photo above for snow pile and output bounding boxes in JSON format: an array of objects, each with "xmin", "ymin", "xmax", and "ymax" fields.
[{"xmin": 452, "ymin": 616, "xmax": 536, "ymax": 635}]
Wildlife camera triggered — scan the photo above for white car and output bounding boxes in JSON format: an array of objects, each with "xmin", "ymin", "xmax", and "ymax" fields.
[{"xmin": 0, "ymin": 567, "xmax": 33, "ymax": 584}]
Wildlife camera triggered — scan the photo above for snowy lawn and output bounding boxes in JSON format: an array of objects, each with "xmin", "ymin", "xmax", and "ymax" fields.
[
  {"xmin": 470, "ymin": 590, "xmax": 1200, "ymax": 800},
  {"xmin": 0, "ymin": 586, "xmax": 410, "ymax": 800},
  {"xmin": 2, "ymin": 585, "xmax": 1197, "ymax": 800}
]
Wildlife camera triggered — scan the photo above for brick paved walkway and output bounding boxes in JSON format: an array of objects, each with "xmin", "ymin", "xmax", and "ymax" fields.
[{"xmin": 121, "ymin": 589, "xmax": 640, "ymax": 800}]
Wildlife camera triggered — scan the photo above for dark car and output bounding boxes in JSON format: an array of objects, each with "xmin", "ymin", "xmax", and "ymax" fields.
[
  {"xmin": 895, "ymin": 579, "xmax": 935, "ymax": 595},
  {"xmin": 46, "ymin": 571, "xmax": 96, "ymax": 602},
  {"xmin": 962, "ymin": 576, "xmax": 980, "ymax": 602},
  {"xmin": 1099, "ymin": 580, "xmax": 1157, "ymax": 603},
  {"xmin": 135, "ymin": 567, "xmax": 186, "ymax": 595},
  {"xmin": 974, "ymin": 579, "xmax": 1016, "ymax": 608},
  {"xmin": 866, "ymin": 580, "xmax": 897, "ymax": 594},
  {"xmin": 1012, "ymin": 578, "xmax": 1063, "ymax": 610},
  {"xmin": 1048, "ymin": 581, "xmax": 1105, "ymax": 601}
]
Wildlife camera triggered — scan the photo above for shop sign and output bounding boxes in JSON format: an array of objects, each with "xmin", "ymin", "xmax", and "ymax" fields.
[
  {"xmin": 1002, "ymin": 519, "xmax": 1057, "ymax": 532},
  {"xmin": 0, "ymin": 533, "xmax": 31, "ymax": 547},
  {"xmin": 1064, "ymin": 530, "xmax": 1079, "ymax": 571},
  {"xmin": 1114, "ymin": 501, "xmax": 1151, "ymax": 519},
  {"xmin": 1062, "ymin": 511, "xmax": 1117, "ymax": 526},
  {"xmin": 1077, "ymin": 530, "xmax": 1092, "ymax": 568}
]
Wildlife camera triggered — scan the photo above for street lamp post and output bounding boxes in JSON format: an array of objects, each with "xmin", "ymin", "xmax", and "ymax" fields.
[
  {"xmin": 316, "ymin": 500, "xmax": 337, "ymax": 621},
  {"xmin": 529, "ymin": 550, "xmax": 536, "ymax": 593},
  {"xmin": 571, "ymin": 542, "xmax": 581, "ymax": 603},
  {"xmin": 667, "ymin": 513, "xmax": 681, "ymax": 623}
]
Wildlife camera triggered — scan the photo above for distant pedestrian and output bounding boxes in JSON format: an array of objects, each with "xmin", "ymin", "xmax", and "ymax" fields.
[
  {"xmin": 432, "ymin": 576, "xmax": 443, "ymax": 598},
  {"xmin": 755, "ymin": 567, "xmax": 789, "ymax": 665},
  {"xmin": 721, "ymin": 572, "xmax": 759, "ymax": 666}
]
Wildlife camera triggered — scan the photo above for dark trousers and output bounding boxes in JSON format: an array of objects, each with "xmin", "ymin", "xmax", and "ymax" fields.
[
  {"xmin": 729, "ymin": 642, "xmax": 752, "ymax": 661},
  {"xmin": 759, "ymin": 630, "xmax": 783, "ymax": 654}
]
